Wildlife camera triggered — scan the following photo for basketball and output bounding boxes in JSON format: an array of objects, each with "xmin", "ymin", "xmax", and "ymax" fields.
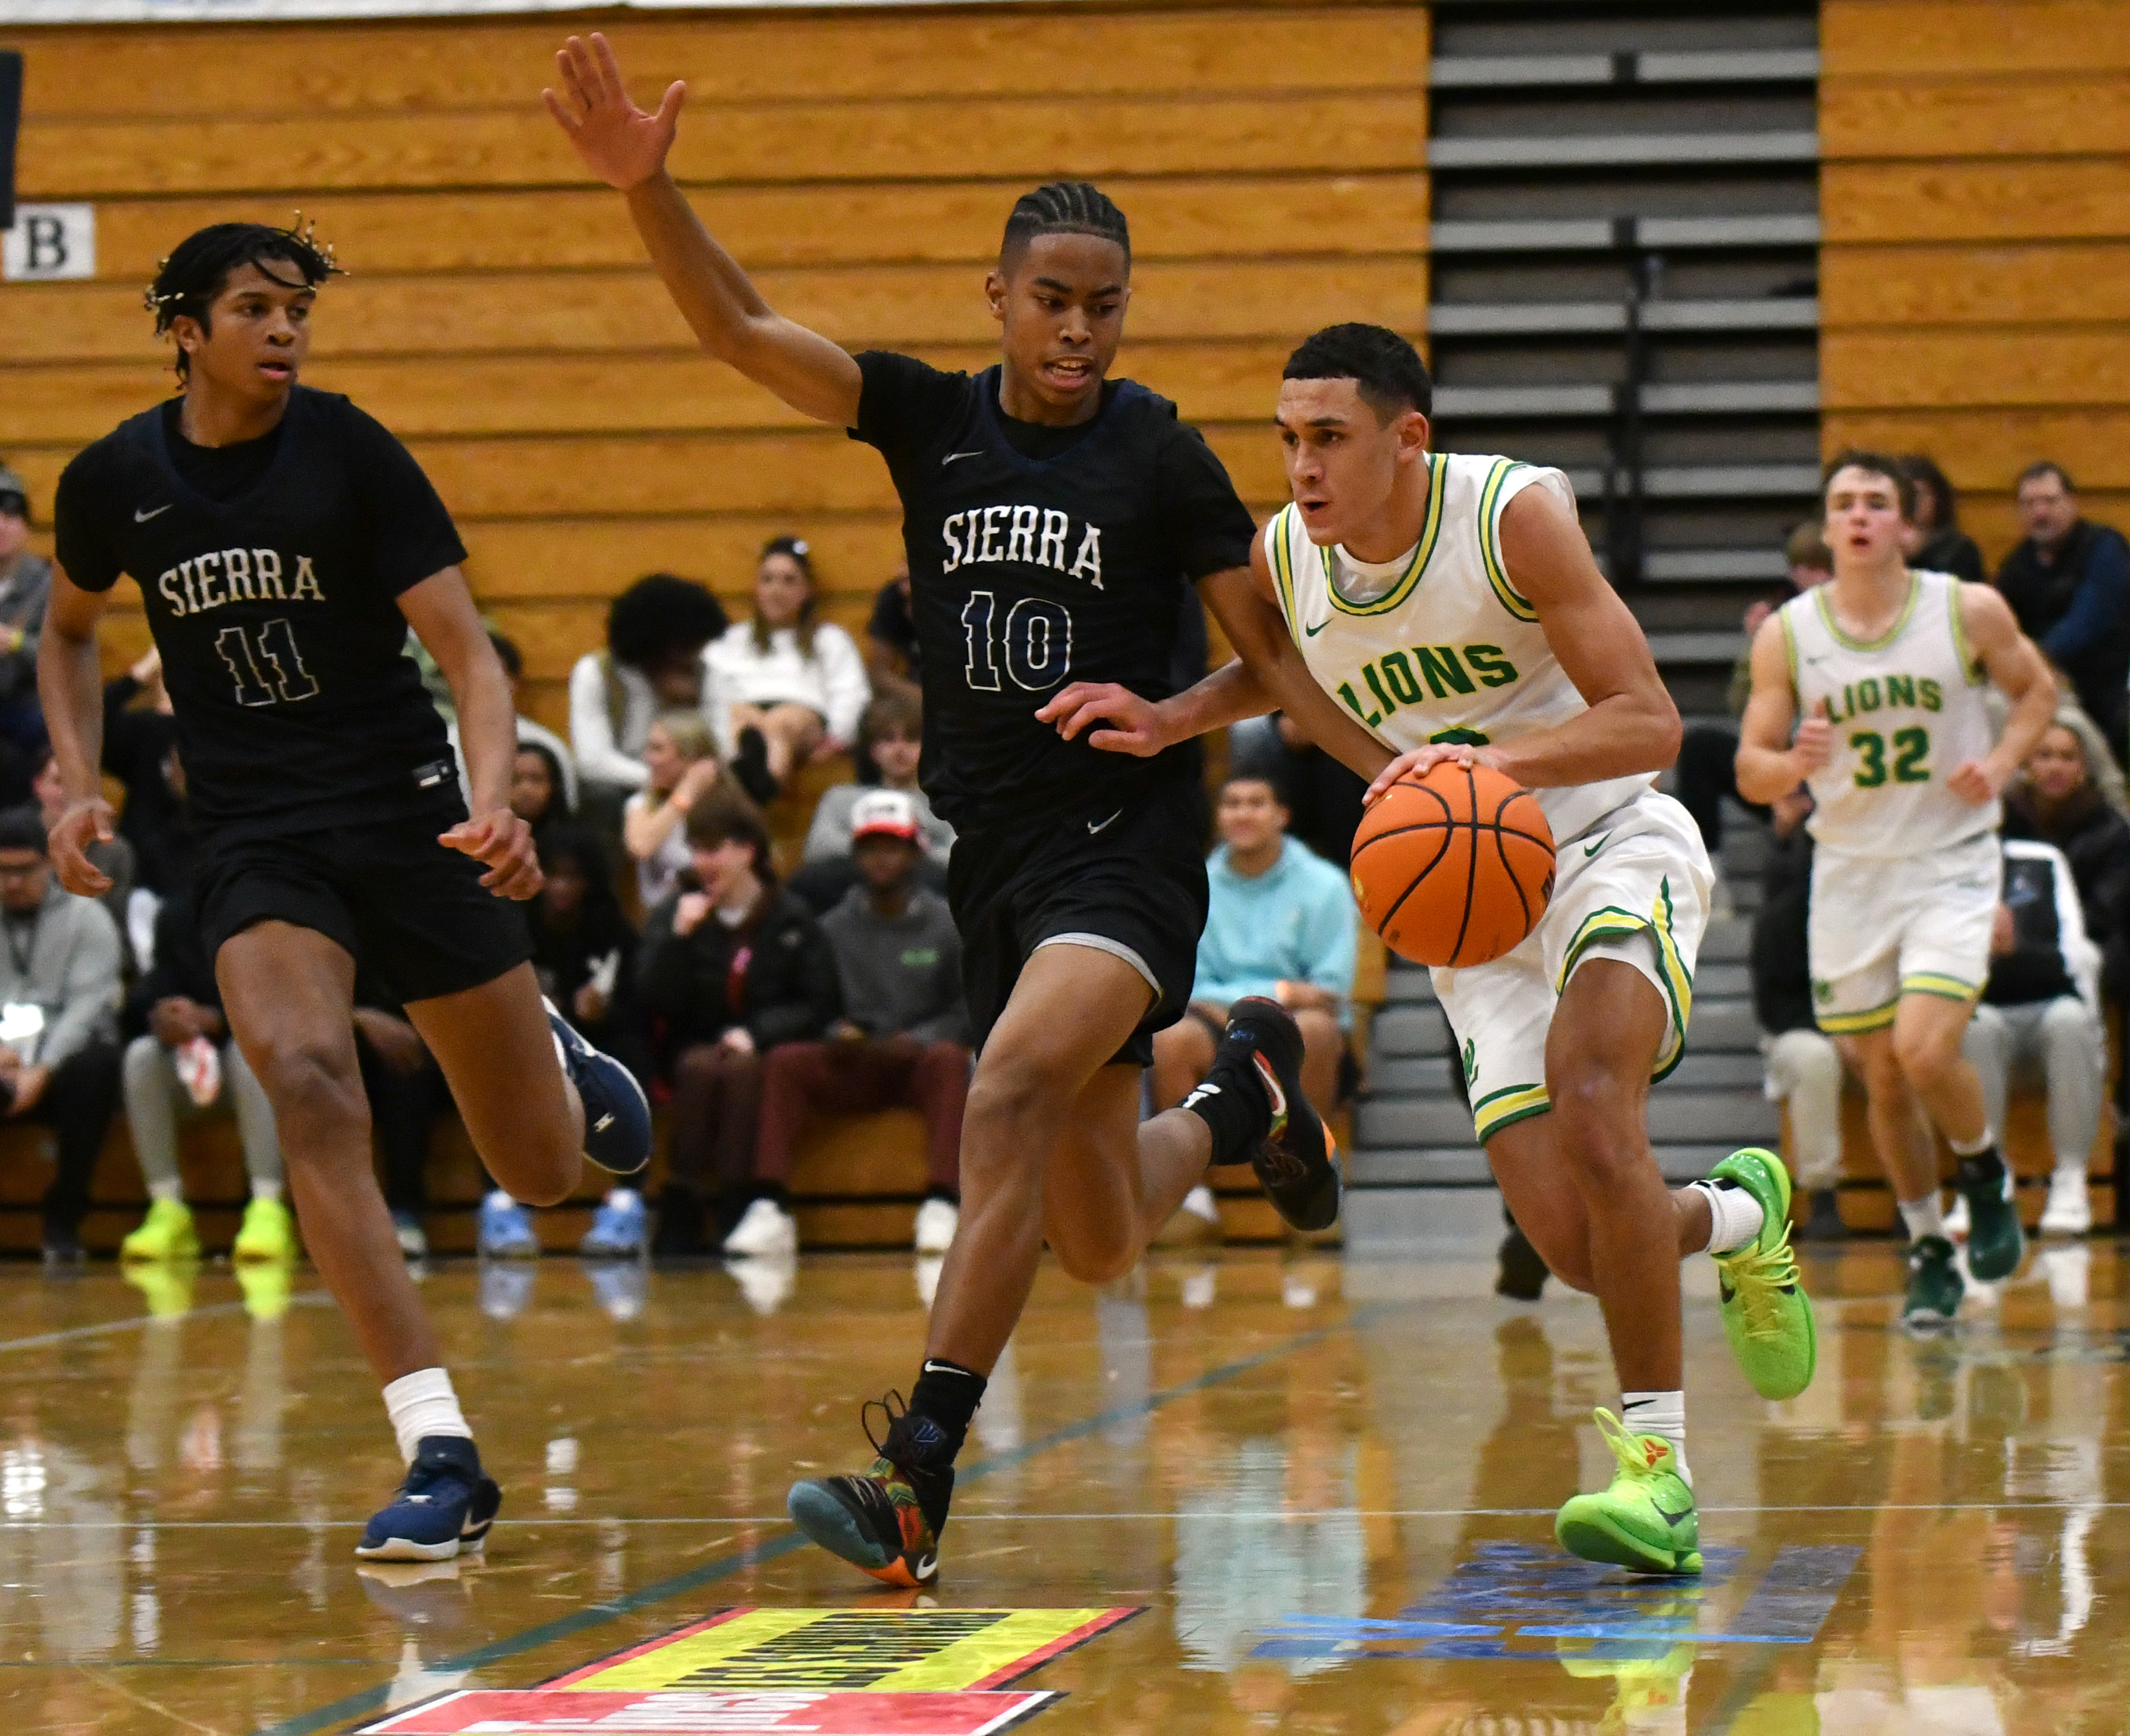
[{"xmin": 1349, "ymin": 761, "xmax": 1556, "ymax": 968}]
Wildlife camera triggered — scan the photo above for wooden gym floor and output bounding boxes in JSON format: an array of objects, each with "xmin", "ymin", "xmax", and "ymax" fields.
[{"xmin": 1, "ymin": 1237, "xmax": 2121, "ymax": 1735}]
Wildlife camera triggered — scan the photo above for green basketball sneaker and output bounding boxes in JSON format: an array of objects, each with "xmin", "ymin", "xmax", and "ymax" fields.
[
  {"xmin": 1708, "ymin": 1148, "xmax": 1817, "ymax": 1401},
  {"xmin": 121, "ymin": 1198, "xmax": 199, "ymax": 1264},
  {"xmin": 1902, "ymin": 1233, "xmax": 1964, "ymax": 1327},
  {"xmin": 1956, "ymin": 1150, "xmax": 2025, "ymax": 1281},
  {"xmin": 1555, "ymin": 1408, "xmax": 1702, "ymax": 1575}
]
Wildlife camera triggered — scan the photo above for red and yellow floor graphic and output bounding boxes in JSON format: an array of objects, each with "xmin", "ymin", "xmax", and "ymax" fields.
[{"xmin": 358, "ymin": 1607, "xmax": 1141, "ymax": 1736}]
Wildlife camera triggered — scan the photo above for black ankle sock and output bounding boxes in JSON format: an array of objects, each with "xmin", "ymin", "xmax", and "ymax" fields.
[
  {"xmin": 1179, "ymin": 1034, "xmax": 1273, "ymax": 1166},
  {"xmin": 908, "ymin": 1358, "xmax": 986, "ymax": 1457},
  {"xmin": 1956, "ymin": 1147, "xmax": 2006, "ymax": 1194}
]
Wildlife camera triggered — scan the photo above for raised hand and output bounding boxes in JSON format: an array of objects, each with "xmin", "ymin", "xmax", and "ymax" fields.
[{"xmin": 543, "ymin": 32, "xmax": 686, "ymax": 193}]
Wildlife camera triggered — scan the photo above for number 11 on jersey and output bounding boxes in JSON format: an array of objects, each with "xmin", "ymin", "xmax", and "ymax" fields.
[{"xmin": 216, "ymin": 618, "xmax": 321, "ymax": 707}]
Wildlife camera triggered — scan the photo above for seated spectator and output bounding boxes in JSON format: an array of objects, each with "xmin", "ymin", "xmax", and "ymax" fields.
[
  {"xmin": 864, "ymin": 560, "xmax": 921, "ymax": 703},
  {"xmin": 517, "ymin": 827, "xmax": 654, "ymax": 1259},
  {"xmin": 1963, "ymin": 838, "xmax": 2107, "ymax": 1236},
  {"xmin": 1228, "ymin": 712, "xmax": 1366, "ymax": 867},
  {"xmin": 450, "ymin": 631, "xmax": 579, "ymax": 815},
  {"xmin": 790, "ymin": 692, "xmax": 953, "ymax": 913},
  {"xmin": 1895, "ymin": 454, "xmax": 1985, "ymax": 585},
  {"xmin": 102, "ymin": 648, "xmax": 190, "ymax": 898},
  {"xmin": 1996, "ymin": 462, "xmax": 2130, "ymax": 756},
  {"xmin": 730, "ymin": 792, "xmax": 969, "ymax": 1260},
  {"xmin": 2003, "ymin": 717, "xmax": 2130, "ymax": 982},
  {"xmin": 0, "ymin": 809, "xmax": 124, "ymax": 1264},
  {"xmin": 117, "ymin": 874, "xmax": 290, "ymax": 1265},
  {"xmin": 1679, "ymin": 523, "xmax": 1833, "ymax": 856},
  {"xmin": 623, "ymin": 711, "xmax": 733, "ymax": 912},
  {"xmin": 32, "ymin": 746, "xmax": 134, "ymax": 949},
  {"xmin": 1749, "ymin": 790, "xmax": 1846, "ymax": 1241},
  {"xmin": 511, "ymin": 740, "xmax": 573, "ymax": 845},
  {"xmin": 639, "ymin": 795, "xmax": 838, "ymax": 1254},
  {"xmin": 1149, "ymin": 773, "xmax": 1357, "ymax": 1236},
  {"xmin": 569, "ymin": 573, "xmax": 728, "ymax": 830},
  {"xmin": 0, "ymin": 464, "xmax": 49, "ymax": 762},
  {"xmin": 358, "ymin": 989, "xmax": 451, "ymax": 1261},
  {"xmin": 707, "ymin": 536, "xmax": 869, "ymax": 803}
]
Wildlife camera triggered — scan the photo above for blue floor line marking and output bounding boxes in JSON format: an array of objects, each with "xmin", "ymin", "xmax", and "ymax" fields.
[{"xmin": 255, "ymin": 1302, "xmax": 1391, "ymax": 1736}]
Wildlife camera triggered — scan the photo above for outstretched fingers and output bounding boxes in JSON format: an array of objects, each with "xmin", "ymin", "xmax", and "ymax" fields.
[{"xmin": 589, "ymin": 32, "xmax": 630, "ymax": 107}]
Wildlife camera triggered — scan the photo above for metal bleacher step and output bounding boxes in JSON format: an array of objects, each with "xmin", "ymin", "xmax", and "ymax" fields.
[
  {"xmin": 1428, "ymin": 299, "xmax": 1818, "ymax": 337},
  {"xmin": 1359, "ymin": 1087, "xmax": 1776, "ymax": 1153},
  {"xmin": 1427, "ymin": 130, "xmax": 1818, "ymax": 171},
  {"xmin": 1431, "ymin": 214, "xmax": 1821, "ymax": 254},
  {"xmin": 1430, "ymin": 48, "xmax": 1819, "ymax": 90}
]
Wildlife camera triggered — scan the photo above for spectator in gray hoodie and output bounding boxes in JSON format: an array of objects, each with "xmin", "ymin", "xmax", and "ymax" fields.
[
  {"xmin": 0, "ymin": 808, "xmax": 124, "ymax": 1261},
  {"xmin": 727, "ymin": 790, "xmax": 969, "ymax": 1260}
]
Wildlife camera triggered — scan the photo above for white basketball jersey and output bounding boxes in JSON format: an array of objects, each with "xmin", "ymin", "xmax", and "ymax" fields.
[
  {"xmin": 1779, "ymin": 568, "xmax": 1999, "ymax": 856},
  {"xmin": 1267, "ymin": 451, "xmax": 1653, "ymax": 845}
]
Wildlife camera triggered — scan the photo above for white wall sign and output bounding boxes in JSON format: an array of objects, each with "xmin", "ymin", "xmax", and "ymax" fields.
[{"xmin": 2, "ymin": 203, "xmax": 95, "ymax": 282}]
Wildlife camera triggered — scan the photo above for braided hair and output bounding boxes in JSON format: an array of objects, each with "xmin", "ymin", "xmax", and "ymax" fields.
[
  {"xmin": 999, "ymin": 181, "xmax": 1131, "ymax": 269},
  {"xmin": 146, "ymin": 218, "xmax": 342, "ymax": 380}
]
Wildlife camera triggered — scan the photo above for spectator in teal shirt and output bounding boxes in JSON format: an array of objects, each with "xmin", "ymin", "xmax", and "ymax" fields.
[{"xmin": 1151, "ymin": 771, "xmax": 1359, "ymax": 1126}]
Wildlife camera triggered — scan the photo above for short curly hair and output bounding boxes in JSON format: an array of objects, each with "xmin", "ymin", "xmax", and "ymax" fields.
[{"xmin": 605, "ymin": 573, "xmax": 728, "ymax": 671}]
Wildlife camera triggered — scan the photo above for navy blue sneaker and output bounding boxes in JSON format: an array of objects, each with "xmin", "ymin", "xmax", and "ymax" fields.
[
  {"xmin": 545, "ymin": 998, "xmax": 652, "ymax": 1176},
  {"xmin": 356, "ymin": 1436, "xmax": 502, "ymax": 1562}
]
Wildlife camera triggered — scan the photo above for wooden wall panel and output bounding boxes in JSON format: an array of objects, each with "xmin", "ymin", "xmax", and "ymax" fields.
[
  {"xmin": 2, "ymin": 2, "xmax": 1424, "ymax": 690},
  {"xmin": 1822, "ymin": 2, "xmax": 2130, "ymax": 569}
]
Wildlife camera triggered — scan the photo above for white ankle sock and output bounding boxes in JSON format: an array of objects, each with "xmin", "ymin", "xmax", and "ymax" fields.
[
  {"xmin": 607, "ymin": 1188, "xmax": 639, "ymax": 1210},
  {"xmin": 146, "ymin": 1179, "xmax": 183, "ymax": 1205},
  {"xmin": 382, "ymin": 1367, "xmax": 472, "ymax": 1465},
  {"xmin": 485, "ymin": 1188, "xmax": 517, "ymax": 1210},
  {"xmin": 1900, "ymin": 1194, "xmax": 1946, "ymax": 1244},
  {"xmin": 1947, "ymin": 1127, "xmax": 1995, "ymax": 1159},
  {"xmin": 249, "ymin": 1178, "xmax": 282, "ymax": 1205},
  {"xmin": 1621, "ymin": 1389, "xmax": 1689, "ymax": 1484},
  {"xmin": 1689, "ymin": 1179, "xmax": 1765, "ymax": 1255}
]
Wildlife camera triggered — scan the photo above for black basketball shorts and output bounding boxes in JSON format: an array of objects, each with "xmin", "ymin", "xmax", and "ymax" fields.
[
  {"xmin": 949, "ymin": 789, "xmax": 1209, "ymax": 1069},
  {"xmin": 196, "ymin": 809, "xmax": 533, "ymax": 1004}
]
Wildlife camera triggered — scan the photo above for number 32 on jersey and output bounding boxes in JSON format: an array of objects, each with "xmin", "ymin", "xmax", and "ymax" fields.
[{"xmin": 962, "ymin": 590, "xmax": 1072, "ymax": 692}]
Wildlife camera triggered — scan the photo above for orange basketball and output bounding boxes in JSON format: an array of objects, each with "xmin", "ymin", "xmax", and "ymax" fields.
[{"xmin": 1349, "ymin": 761, "xmax": 1556, "ymax": 968}]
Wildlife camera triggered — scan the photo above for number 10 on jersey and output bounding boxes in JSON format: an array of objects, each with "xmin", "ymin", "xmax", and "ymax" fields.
[
  {"xmin": 962, "ymin": 590, "xmax": 1073, "ymax": 692},
  {"xmin": 216, "ymin": 618, "xmax": 320, "ymax": 707}
]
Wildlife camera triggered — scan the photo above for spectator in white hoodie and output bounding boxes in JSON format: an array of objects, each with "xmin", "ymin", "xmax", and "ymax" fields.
[{"xmin": 707, "ymin": 537, "xmax": 869, "ymax": 803}]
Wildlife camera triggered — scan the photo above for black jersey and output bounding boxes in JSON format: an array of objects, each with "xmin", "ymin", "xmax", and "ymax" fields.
[
  {"xmin": 850, "ymin": 353, "xmax": 1256, "ymax": 833},
  {"xmin": 54, "ymin": 388, "xmax": 467, "ymax": 842}
]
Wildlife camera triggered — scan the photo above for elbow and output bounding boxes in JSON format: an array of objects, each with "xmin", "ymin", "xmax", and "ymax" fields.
[{"xmin": 1645, "ymin": 691, "xmax": 1683, "ymax": 772}]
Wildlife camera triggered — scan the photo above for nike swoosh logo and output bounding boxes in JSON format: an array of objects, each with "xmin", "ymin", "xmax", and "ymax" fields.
[
  {"xmin": 1088, "ymin": 810, "xmax": 1123, "ymax": 836},
  {"xmin": 1582, "ymin": 831, "xmax": 1611, "ymax": 857},
  {"xmin": 1303, "ymin": 620, "xmax": 1327, "ymax": 636},
  {"xmin": 1653, "ymin": 1501, "xmax": 1694, "ymax": 1528},
  {"xmin": 134, "ymin": 504, "xmax": 172, "ymax": 522},
  {"xmin": 942, "ymin": 451, "xmax": 984, "ymax": 466}
]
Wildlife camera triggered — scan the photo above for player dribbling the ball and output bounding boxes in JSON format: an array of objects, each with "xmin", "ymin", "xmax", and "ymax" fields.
[{"xmin": 1051, "ymin": 324, "xmax": 1818, "ymax": 1574}]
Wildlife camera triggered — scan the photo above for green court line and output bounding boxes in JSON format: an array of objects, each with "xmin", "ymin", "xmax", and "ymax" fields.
[{"xmin": 256, "ymin": 1302, "xmax": 1391, "ymax": 1736}]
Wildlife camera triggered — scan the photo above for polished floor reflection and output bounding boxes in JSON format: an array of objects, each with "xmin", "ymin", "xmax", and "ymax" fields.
[{"xmin": 1, "ymin": 1237, "xmax": 2125, "ymax": 1734}]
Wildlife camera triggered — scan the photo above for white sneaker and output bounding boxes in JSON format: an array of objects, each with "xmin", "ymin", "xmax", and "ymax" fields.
[
  {"xmin": 913, "ymin": 1197, "xmax": 959, "ymax": 1254},
  {"xmin": 2040, "ymin": 1169, "xmax": 2092, "ymax": 1236},
  {"xmin": 722, "ymin": 1198, "xmax": 797, "ymax": 1258},
  {"xmin": 1942, "ymin": 1192, "xmax": 1971, "ymax": 1241}
]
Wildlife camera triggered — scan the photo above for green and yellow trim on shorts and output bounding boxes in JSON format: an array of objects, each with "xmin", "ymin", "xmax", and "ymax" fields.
[
  {"xmin": 1812, "ymin": 973, "xmax": 1979, "ymax": 1034},
  {"xmin": 1902, "ymin": 971, "xmax": 1982, "ymax": 1004},
  {"xmin": 1469, "ymin": 878, "xmax": 1696, "ymax": 1145},
  {"xmin": 1553, "ymin": 877, "xmax": 1695, "ymax": 1082},
  {"xmin": 1473, "ymin": 1082, "xmax": 1553, "ymax": 1144},
  {"xmin": 1814, "ymin": 999, "xmax": 1898, "ymax": 1035}
]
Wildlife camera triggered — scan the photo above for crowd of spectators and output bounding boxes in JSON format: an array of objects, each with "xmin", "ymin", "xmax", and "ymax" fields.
[
  {"xmin": 0, "ymin": 484, "xmax": 1368, "ymax": 1273},
  {"xmin": 1742, "ymin": 454, "xmax": 2130, "ymax": 1239}
]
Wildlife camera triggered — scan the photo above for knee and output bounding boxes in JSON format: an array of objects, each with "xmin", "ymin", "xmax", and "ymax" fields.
[
  {"xmin": 965, "ymin": 1054, "xmax": 1070, "ymax": 1139},
  {"xmin": 256, "ymin": 1040, "xmax": 367, "ymax": 1140},
  {"xmin": 1050, "ymin": 1227, "xmax": 1138, "ymax": 1286},
  {"xmin": 1151, "ymin": 1021, "xmax": 1212, "ymax": 1077},
  {"xmin": 1893, "ymin": 1024, "xmax": 1962, "ymax": 1091},
  {"xmin": 122, "ymin": 1034, "xmax": 165, "ymax": 1091},
  {"xmin": 2042, "ymin": 997, "xmax": 2096, "ymax": 1044},
  {"xmin": 1544, "ymin": 1060, "xmax": 1648, "ymax": 1184}
]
